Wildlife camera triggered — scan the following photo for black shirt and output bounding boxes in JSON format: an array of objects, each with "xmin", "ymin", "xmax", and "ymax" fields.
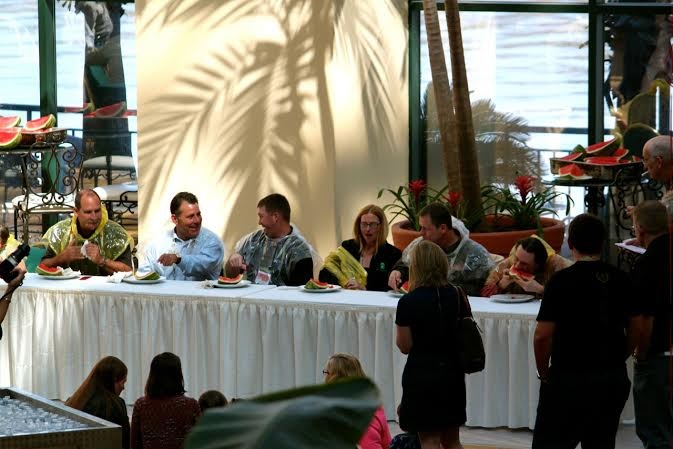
[
  {"xmin": 632, "ymin": 234, "xmax": 673, "ymax": 356},
  {"xmin": 319, "ymin": 240, "xmax": 401, "ymax": 291},
  {"xmin": 537, "ymin": 260, "xmax": 634, "ymax": 371}
]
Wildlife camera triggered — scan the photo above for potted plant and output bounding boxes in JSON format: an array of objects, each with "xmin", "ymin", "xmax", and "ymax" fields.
[
  {"xmin": 377, "ymin": 179, "xmax": 449, "ymax": 249},
  {"xmin": 379, "ymin": 175, "xmax": 572, "ymax": 256}
]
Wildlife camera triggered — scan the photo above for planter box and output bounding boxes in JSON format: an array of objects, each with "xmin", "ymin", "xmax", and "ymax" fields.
[
  {"xmin": 391, "ymin": 216, "xmax": 565, "ymax": 257},
  {"xmin": 0, "ymin": 387, "xmax": 121, "ymax": 449}
]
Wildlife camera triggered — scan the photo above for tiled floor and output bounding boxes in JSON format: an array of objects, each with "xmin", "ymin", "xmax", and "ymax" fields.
[{"xmin": 389, "ymin": 422, "xmax": 643, "ymax": 449}]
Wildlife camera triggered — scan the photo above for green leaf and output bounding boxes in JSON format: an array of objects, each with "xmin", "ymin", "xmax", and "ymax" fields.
[{"xmin": 185, "ymin": 378, "xmax": 380, "ymax": 449}]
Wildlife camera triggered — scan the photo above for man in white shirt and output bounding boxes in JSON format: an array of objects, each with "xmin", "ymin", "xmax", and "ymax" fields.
[{"xmin": 140, "ymin": 192, "xmax": 225, "ymax": 281}]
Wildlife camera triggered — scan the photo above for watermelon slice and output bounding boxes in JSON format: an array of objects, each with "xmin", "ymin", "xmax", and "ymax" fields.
[
  {"xmin": 399, "ymin": 280, "xmax": 410, "ymax": 294},
  {"xmin": 611, "ymin": 148, "xmax": 629, "ymax": 159},
  {"xmin": 134, "ymin": 271, "xmax": 160, "ymax": 281},
  {"xmin": 585, "ymin": 136, "xmax": 621, "ymax": 156},
  {"xmin": 24, "ymin": 114, "xmax": 56, "ymax": 131},
  {"xmin": 0, "ymin": 130, "xmax": 22, "ymax": 149},
  {"xmin": 509, "ymin": 266, "xmax": 534, "ymax": 281},
  {"xmin": 36, "ymin": 263, "xmax": 63, "ymax": 276},
  {"xmin": 557, "ymin": 164, "xmax": 592, "ymax": 180},
  {"xmin": 305, "ymin": 278, "xmax": 330, "ymax": 289},
  {"xmin": 558, "ymin": 152, "xmax": 583, "ymax": 162},
  {"xmin": 218, "ymin": 274, "xmax": 243, "ymax": 284},
  {"xmin": 91, "ymin": 101, "xmax": 127, "ymax": 118},
  {"xmin": 0, "ymin": 116, "xmax": 21, "ymax": 129},
  {"xmin": 583, "ymin": 156, "xmax": 626, "ymax": 165}
]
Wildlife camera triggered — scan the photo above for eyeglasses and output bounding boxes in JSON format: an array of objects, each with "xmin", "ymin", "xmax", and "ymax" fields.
[
  {"xmin": 360, "ymin": 222, "xmax": 380, "ymax": 230},
  {"xmin": 322, "ymin": 370, "xmax": 330, "ymax": 375}
]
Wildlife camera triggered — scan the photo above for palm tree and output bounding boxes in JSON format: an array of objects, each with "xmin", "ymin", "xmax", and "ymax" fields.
[{"xmin": 421, "ymin": 0, "xmax": 483, "ymax": 221}]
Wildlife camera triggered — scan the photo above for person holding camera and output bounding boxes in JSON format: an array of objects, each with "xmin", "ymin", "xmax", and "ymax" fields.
[
  {"xmin": 41, "ymin": 189, "xmax": 133, "ymax": 275},
  {"xmin": 0, "ymin": 266, "xmax": 27, "ymax": 341}
]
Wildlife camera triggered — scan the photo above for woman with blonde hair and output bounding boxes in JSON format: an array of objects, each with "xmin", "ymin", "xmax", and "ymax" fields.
[
  {"xmin": 66, "ymin": 356, "xmax": 130, "ymax": 449},
  {"xmin": 319, "ymin": 204, "xmax": 401, "ymax": 291},
  {"xmin": 323, "ymin": 353, "xmax": 392, "ymax": 449},
  {"xmin": 395, "ymin": 241, "xmax": 467, "ymax": 449}
]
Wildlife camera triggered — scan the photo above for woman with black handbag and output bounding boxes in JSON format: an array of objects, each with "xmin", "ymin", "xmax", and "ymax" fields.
[{"xmin": 395, "ymin": 240, "xmax": 468, "ymax": 449}]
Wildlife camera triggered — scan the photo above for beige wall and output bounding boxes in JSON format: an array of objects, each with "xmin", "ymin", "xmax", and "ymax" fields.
[{"xmin": 136, "ymin": 0, "xmax": 409, "ymax": 257}]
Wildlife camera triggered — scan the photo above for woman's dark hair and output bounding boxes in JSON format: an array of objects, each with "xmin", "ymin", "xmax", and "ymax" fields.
[
  {"xmin": 516, "ymin": 237, "xmax": 548, "ymax": 273},
  {"xmin": 145, "ymin": 352, "xmax": 186, "ymax": 398},
  {"xmin": 65, "ymin": 356, "xmax": 127, "ymax": 416}
]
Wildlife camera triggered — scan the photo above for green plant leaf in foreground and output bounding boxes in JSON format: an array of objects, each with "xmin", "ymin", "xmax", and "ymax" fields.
[{"xmin": 185, "ymin": 378, "xmax": 380, "ymax": 449}]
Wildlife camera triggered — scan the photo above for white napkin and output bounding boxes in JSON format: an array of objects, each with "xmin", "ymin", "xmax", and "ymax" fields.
[
  {"xmin": 107, "ymin": 271, "xmax": 132, "ymax": 283},
  {"xmin": 81, "ymin": 240, "xmax": 89, "ymax": 257}
]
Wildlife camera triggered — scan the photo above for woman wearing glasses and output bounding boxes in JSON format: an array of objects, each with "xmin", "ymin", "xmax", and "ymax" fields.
[{"xmin": 319, "ymin": 204, "xmax": 401, "ymax": 291}]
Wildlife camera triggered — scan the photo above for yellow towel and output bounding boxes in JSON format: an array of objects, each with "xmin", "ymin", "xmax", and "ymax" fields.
[{"xmin": 322, "ymin": 246, "xmax": 368, "ymax": 288}]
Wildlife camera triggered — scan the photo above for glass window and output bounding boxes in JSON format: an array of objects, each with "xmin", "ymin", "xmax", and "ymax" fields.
[
  {"xmin": 55, "ymin": 1, "xmax": 137, "ymax": 186},
  {"xmin": 0, "ymin": 1, "xmax": 40, "ymax": 219},
  {"xmin": 421, "ymin": 12, "xmax": 589, "ymax": 188},
  {"xmin": 604, "ymin": 13, "xmax": 671, "ymax": 152}
]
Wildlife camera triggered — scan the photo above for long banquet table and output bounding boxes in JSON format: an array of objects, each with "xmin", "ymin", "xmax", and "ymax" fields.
[{"xmin": 0, "ymin": 275, "xmax": 543, "ymax": 428}]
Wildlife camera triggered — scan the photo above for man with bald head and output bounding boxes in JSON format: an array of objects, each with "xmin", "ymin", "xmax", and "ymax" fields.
[
  {"xmin": 643, "ymin": 136, "xmax": 673, "ymax": 188},
  {"xmin": 41, "ymin": 189, "xmax": 133, "ymax": 275}
]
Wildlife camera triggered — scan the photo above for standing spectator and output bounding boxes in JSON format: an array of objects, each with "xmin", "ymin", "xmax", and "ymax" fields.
[
  {"xmin": 533, "ymin": 214, "xmax": 636, "ymax": 448},
  {"xmin": 0, "ymin": 267, "xmax": 26, "ymax": 341},
  {"xmin": 66, "ymin": 356, "xmax": 130, "ymax": 449},
  {"xmin": 395, "ymin": 240, "xmax": 467, "ymax": 449},
  {"xmin": 131, "ymin": 353, "xmax": 200, "ymax": 449},
  {"xmin": 322, "ymin": 353, "xmax": 392, "ymax": 449},
  {"xmin": 631, "ymin": 200, "xmax": 673, "ymax": 448}
]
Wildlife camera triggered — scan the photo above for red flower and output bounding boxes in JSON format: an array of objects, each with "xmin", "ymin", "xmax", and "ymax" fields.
[
  {"xmin": 445, "ymin": 191, "xmax": 462, "ymax": 209},
  {"xmin": 514, "ymin": 175, "xmax": 536, "ymax": 203},
  {"xmin": 408, "ymin": 179, "xmax": 427, "ymax": 203}
]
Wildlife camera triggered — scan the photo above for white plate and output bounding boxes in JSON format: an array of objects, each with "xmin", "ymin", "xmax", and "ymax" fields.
[
  {"xmin": 387, "ymin": 290, "xmax": 403, "ymax": 298},
  {"xmin": 122, "ymin": 276, "xmax": 165, "ymax": 285},
  {"xmin": 553, "ymin": 174, "xmax": 593, "ymax": 181},
  {"xmin": 212, "ymin": 280, "xmax": 252, "ymax": 288},
  {"xmin": 38, "ymin": 273, "xmax": 80, "ymax": 280},
  {"xmin": 300, "ymin": 285, "xmax": 341, "ymax": 293},
  {"xmin": 490, "ymin": 293, "xmax": 536, "ymax": 303}
]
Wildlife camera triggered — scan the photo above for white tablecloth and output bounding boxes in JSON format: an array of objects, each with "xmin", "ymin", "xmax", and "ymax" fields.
[{"xmin": 0, "ymin": 275, "xmax": 546, "ymax": 428}]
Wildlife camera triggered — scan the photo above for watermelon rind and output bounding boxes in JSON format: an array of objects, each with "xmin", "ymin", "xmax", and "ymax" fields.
[
  {"xmin": 0, "ymin": 130, "xmax": 22, "ymax": 150},
  {"xmin": 509, "ymin": 267, "xmax": 534, "ymax": 281},
  {"xmin": 0, "ymin": 116, "xmax": 21, "ymax": 129},
  {"xmin": 218, "ymin": 274, "xmax": 243, "ymax": 284},
  {"xmin": 611, "ymin": 148, "xmax": 629, "ymax": 159},
  {"xmin": 305, "ymin": 278, "xmax": 329, "ymax": 289},
  {"xmin": 399, "ymin": 281, "xmax": 410, "ymax": 294},
  {"xmin": 585, "ymin": 135, "xmax": 622, "ymax": 156},
  {"xmin": 92, "ymin": 101, "xmax": 127, "ymax": 118},
  {"xmin": 571, "ymin": 144, "xmax": 585, "ymax": 153},
  {"xmin": 24, "ymin": 114, "xmax": 56, "ymax": 131},
  {"xmin": 134, "ymin": 271, "xmax": 160, "ymax": 281},
  {"xmin": 583, "ymin": 156, "xmax": 625, "ymax": 165},
  {"xmin": 559, "ymin": 152, "xmax": 583, "ymax": 162},
  {"xmin": 36, "ymin": 264, "xmax": 63, "ymax": 276}
]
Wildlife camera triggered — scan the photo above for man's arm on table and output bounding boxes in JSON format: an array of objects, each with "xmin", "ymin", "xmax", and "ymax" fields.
[
  {"xmin": 41, "ymin": 244, "xmax": 84, "ymax": 268},
  {"xmin": 176, "ymin": 239, "xmax": 225, "ymax": 280}
]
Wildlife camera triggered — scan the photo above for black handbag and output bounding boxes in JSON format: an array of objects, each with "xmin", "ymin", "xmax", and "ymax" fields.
[{"xmin": 454, "ymin": 286, "xmax": 486, "ymax": 374}]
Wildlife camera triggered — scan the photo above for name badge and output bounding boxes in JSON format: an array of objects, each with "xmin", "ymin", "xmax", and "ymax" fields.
[{"xmin": 255, "ymin": 269, "xmax": 271, "ymax": 285}]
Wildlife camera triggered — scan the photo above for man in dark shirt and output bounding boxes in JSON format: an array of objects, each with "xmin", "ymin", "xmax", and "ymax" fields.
[
  {"xmin": 532, "ymin": 213, "xmax": 635, "ymax": 448},
  {"xmin": 631, "ymin": 200, "xmax": 673, "ymax": 448}
]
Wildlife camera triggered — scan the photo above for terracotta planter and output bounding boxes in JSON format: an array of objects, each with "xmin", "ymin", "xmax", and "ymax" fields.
[
  {"xmin": 391, "ymin": 217, "xmax": 565, "ymax": 257},
  {"xmin": 470, "ymin": 216, "xmax": 565, "ymax": 257},
  {"xmin": 391, "ymin": 221, "xmax": 421, "ymax": 251}
]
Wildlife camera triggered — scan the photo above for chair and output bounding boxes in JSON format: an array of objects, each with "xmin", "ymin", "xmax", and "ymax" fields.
[
  {"xmin": 80, "ymin": 117, "xmax": 135, "ymax": 186},
  {"xmin": 93, "ymin": 182, "xmax": 138, "ymax": 225},
  {"xmin": 12, "ymin": 143, "xmax": 82, "ymax": 243}
]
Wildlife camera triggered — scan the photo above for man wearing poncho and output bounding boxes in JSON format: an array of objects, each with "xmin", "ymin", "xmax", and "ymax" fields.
[
  {"xmin": 41, "ymin": 189, "xmax": 133, "ymax": 275},
  {"xmin": 388, "ymin": 203, "xmax": 494, "ymax": 296}
]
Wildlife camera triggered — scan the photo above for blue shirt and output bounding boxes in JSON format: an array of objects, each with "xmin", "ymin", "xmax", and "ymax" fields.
[{"xmin": 140, "ymin": 227, "xmax": 225, "ymax": 281}]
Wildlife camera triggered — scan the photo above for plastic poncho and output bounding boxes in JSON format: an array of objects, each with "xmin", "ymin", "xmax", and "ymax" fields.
[{"xmin": 322, "ymin": 246, "xmax": 368, "ymax": 288}]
